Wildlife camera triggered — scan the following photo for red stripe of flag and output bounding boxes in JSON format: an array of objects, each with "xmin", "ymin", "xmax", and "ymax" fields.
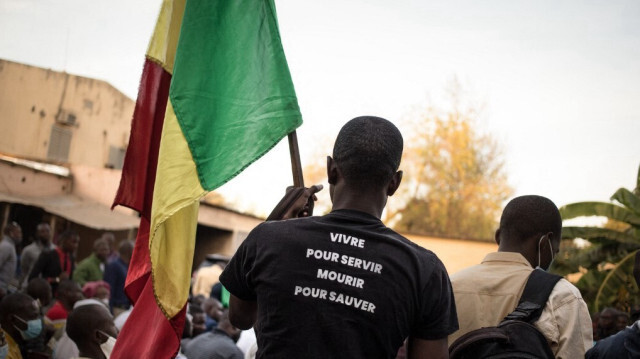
[{"xmin": 111, "ymin": 59, "xmax": 186, "ymax": 358}]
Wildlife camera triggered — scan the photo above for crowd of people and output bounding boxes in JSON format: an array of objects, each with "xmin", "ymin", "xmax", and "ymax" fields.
[
  {"xmin": 0, "ymin": 224, "xmax": 134, "ymax": 358},
  {"xmin": 0, "ymin": 115, "xmax": 638, "ymax": 359}
]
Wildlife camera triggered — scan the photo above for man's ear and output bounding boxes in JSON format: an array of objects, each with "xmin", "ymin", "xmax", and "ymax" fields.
[
  {"xmin": 386, "ymin": 171, "xmax": 403, "ymax": 196},
  {"xmin": 327, "ymin": 156, "xmax": 338, "ymax": 185},
  {"xmin": 494, "ymin": 229, "xmax": 501, "ymax": 246}
]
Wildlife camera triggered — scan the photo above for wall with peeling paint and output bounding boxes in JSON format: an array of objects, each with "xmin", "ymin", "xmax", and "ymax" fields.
[{"xmin": 0, "ymin": 59, "xmax": 134, "ymax": 168}]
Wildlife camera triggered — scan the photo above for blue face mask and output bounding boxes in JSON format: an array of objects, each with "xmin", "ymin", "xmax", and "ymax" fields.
[
  {"xmin": 14, "ymin": 316, "xmax": 43, "ymax": 340},
  {"xmin": 0, "ymin": 343, "xmax": 8, "ymax": 359}
]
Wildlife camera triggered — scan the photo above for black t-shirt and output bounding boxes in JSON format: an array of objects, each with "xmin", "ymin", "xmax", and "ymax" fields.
[{"xmin": 220, "ymin": 209, "xmax": 458, "ymax": 358}]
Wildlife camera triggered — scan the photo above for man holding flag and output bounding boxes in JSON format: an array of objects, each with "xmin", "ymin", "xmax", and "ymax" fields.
[{"xmin": 221, "ymin": 116, "xmax": 459, "ymax": 358}]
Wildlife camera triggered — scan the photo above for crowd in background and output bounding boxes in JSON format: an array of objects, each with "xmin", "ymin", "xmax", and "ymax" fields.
[
  {"xmin": 0, "ymin": 220, "xmax": 256, "ymax": 359},
  {"xmin": 0, "ymin": 221, "xmax": 132, "ymax": 359},
  {"xmin": 0, "ymin": 218, "xmax": 638, "ymax": 359}
]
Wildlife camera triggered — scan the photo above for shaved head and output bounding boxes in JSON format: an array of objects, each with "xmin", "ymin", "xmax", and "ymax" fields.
[
  {"xmin": 333, "ymin": 116, "xmax": 403, "ymax": 189},
  {"xmin": 498, "ymin": 195, "xmax": 562, "ymax": 244}
]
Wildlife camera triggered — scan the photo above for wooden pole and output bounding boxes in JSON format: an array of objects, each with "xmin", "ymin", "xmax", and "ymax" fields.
[{"xmin": 287, "ymin": 131, "xmax": 304, "ymax": 187}]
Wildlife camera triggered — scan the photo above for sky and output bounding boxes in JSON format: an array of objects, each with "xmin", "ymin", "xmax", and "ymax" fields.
[{"xmin": 1, "ymin": 0, "xmax": 639, "ymax": 218}]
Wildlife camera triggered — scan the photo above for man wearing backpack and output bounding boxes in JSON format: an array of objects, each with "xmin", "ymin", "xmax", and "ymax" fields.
[{"xmin": 448, "ymin": 195, "xmax": 592, "ymax": 358}]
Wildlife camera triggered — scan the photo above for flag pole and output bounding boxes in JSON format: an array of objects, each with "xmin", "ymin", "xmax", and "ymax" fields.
[{"xmin": 287, "ymin": 131, "xmax": 304, "ymax": 187}]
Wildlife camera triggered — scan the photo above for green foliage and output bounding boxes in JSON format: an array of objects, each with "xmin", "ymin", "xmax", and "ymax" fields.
[
  {"xmin": 595, "ymin": 250, "xmax": 639, "ymax": 313},
  {"xmin": 554, "ymin": 164, "xmax": 640, "ymax": 313}
]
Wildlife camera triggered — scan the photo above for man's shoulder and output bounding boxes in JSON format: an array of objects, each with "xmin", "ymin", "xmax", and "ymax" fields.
[
  {"xmin": 587, "ymin": 322, "xmax": 640, "ymax": 358},
  {"xmin": 548, "ymin": 278, "xmax": 584, "ymax": 307},
  {"xmin": 451, "ymin": 263, "xmax": 486, "ymax": 282},
  {"xmin": 187, "ymin": 331, "xmax": 223, "ymax": 349},
  {"xmin": 22, "ymin": 242, "xmax": 38, "ymax": 252},
  {"xmin": 78, "ymin": 254, "xmax": 98, "ymax": 266},
  {"xmin": 0, "ymin": 239, "xmax": 13, "ymax": 254},
  {"xmin": 104, "ymin": 259, "xmax": 123, "ymax": 274}
]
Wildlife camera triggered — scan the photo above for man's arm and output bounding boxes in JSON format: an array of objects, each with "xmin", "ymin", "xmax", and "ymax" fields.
[
  {"xmin": 228, "ymin": 294, "xmax": 257, "ymax": 330},
  {"xmin": 553, "ymin": 292, "xmax": 593, "ymax": 358},
  {"xmin": 72, "ymin": 260, "xmax": 90, "ymax": 286},
  {"xmin": 0, "ymin": 246, "xmax": 12, "ymax": 282},
  {"xmin": 21, "ymin": 247, "xmax": 34, "ymax": 278},
  {"xmin": 408, "ymin": 337, "xmax": 449, "ymax": 359}
]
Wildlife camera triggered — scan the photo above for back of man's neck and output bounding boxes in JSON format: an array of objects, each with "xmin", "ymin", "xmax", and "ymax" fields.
[
  {"xmin": 331, "ymin": 203, "xmax": 381, "ymax": 219},
  {"xmin": 330, "ymin": 189, "xmax": 386, "ymax": 219}
]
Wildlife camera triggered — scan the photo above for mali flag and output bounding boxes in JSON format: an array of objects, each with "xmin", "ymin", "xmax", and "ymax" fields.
[{"xmin": 111, "ymin": 0, "xmax": 302, "ymax": 357}]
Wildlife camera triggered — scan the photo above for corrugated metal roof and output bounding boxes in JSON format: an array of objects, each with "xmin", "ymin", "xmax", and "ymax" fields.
[
  {"xmin": 0, "ymin": 192, "xmax": 139, "ymax": 230},
  {"xmin": 0, "ymin": 154, "xmax": 70, "ymax": 177}
]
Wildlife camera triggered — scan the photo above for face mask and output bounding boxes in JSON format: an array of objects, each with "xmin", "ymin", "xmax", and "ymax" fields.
[
  {"xmin": 100, "ymin": 298, "xmax": 110, "ymax": 307},
  {"xmin": 0, "ymin": 344, "xmax": 8, "ymax": 359},
  {"xmin": 14, "ymin": 316, "xmax": 42, "ymax": 340},
  {"xmin": 99, "ymin": 331, "xmax": 116, "ymax": 359},
  {"xmin": 536, "ymin": 235, "xmax": 555, "ymax": 271}
]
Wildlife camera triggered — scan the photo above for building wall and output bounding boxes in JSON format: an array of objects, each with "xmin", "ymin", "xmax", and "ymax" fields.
[
  {"xmin": 0, "ymin": 161, "xmax": 71, "ymax": 198},
  {"xmin": 0, "ymin": 59, "xmax": 133, "ymax": 168},
  {"xmin": 405, "ymin": 234, "xmax": 498, "ymax": 275},
  {"xmin": 193, "ymin": 226, "xmax": 235, "ymax": 270},
  {"xmin": 0, "ymin": 59, "xmax": 272, "ymax": 274}
]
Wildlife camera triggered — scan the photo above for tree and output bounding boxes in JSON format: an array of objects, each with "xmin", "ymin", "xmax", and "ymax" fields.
[
  {"xmin": 392, "ymin": 84, "xmax": 512, "ymax": 240},
  {"xmin": 555, "ymin": 164, "xmax": 640, "ymax": 312}
]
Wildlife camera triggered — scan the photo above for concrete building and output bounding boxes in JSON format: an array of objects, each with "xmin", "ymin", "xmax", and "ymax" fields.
[
  {"xmin": 0, "ymin": 59, "xmax": 262, "ymax": 271},
  {"xmin": 0, "ymin": 58, "xmax": 502, "ymax": 286}
]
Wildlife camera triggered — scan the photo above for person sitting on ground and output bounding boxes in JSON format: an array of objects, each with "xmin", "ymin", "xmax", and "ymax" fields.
[
  {"xmin": 0, "ymin": 292, "xmax": 47, "ymax": 359},
  {"xmin": 73, "ymin": 239, "xmax": 110, "ymax": 287},
  {"xmin": 184, "ymin": 309, "xmax": 243, "ymax": 359},
  {"xmin": 29, "ymin": 231, "xmax": 80, "ymax": 294},
  {"xmin": 220, "ymin": 116, "xmax": 458, "ymax": 358},
  {"xmin": 448, "ymin": 195, "xmax": 592, "ymax": 358},
  {"xmin": 66, "ymin": 300, "xmax": 118, "ymax": 359},
  {"xmin": 103, "ymin": 240, "xmax": 133, "ymax": 317}
]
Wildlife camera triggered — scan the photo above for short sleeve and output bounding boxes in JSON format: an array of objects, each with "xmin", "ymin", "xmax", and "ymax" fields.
[
  {"xmin": 219, "ymin": 228, "xmax": 259, "ymax": 301},
  {"xmin": 412, "ymin": 257, "xmax": 459, "ymax": 340}
]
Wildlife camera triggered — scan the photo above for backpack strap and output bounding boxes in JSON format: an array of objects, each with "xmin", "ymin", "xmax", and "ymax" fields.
[{"xmin": 503, "ymin": 269, "xmax": 562, "ymax": 323}]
